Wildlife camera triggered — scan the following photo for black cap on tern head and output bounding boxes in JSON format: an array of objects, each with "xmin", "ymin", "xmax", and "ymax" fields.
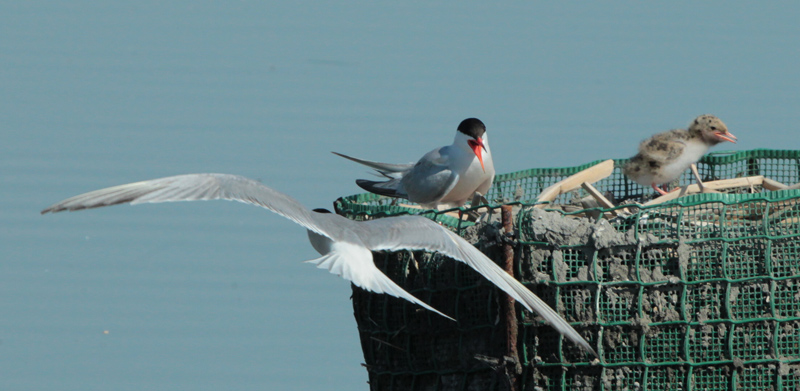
[
  {"xmin": 457, "ymin": 118, "xmax": 486, "ymax": 139},
  {"xmin": 312, "ymin": 208, "xmax": 332, "ymax": 214}
]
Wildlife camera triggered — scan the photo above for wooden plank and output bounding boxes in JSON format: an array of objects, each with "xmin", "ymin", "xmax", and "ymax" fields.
[
  {"xmin": 534, "ymin": 159, "xmax": 615, "ymax": 209},
  {"xmin": 762, "ymin": 178, "xmax": 788, "ymax": 191},
  {"xmin": 580, "ymin": 182, "xmax": 618, "ymax": 218},
  {"xmin": 643, "ymin": 176, "xmax": 765, "ymax": 206}
]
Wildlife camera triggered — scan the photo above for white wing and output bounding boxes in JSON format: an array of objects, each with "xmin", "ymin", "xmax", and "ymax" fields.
[
  {"xmin": 40, "ymin": 173, "xmax": 336, "ymax": 238},
  {"xmin": 42, "ymin": 174, "xmax": 454, "ymax": 319},
  {"xmin": 305, "ymin": 240, "xmax": 453, "ymax": 320},
  {"xmin": 41, "ymin": 174, "xmax": 592, "ymax": 352},
  {"xmin": 355, "ymin": 215, "xmax": 597, "ymax": 356}
]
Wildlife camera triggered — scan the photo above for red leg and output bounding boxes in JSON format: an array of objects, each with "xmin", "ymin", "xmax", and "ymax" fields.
[{"xmin": 652, "ymin": 183, "xmax": 668, "ymax": 195}]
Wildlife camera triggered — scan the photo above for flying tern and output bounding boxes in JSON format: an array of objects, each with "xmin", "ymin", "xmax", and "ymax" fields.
[
  {"xmin": 623, "ymin": 114, "xmax": 737, "ymax": 195},
  {"xmin": 334, "ymin": 118, "xmax": 495, "ymax": 210},
  {"xmin": 41, "ymin": 173, "xmax": 595, "ymax": 356}
]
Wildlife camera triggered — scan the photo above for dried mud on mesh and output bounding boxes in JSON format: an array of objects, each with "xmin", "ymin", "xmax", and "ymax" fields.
[{"xmin": 336, "ymin": 150, "xmax": 800, "ymax": 391}]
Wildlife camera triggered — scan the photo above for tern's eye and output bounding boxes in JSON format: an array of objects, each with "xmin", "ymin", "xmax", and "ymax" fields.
[{"xmin": 710, "ymin": 126, "xmax": 717, "ymax": 131}]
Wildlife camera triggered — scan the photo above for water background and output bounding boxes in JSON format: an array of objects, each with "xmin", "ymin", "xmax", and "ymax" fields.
[{"xmin": 2, "ymin": 2, "xmax": 799, "ymax": 390}]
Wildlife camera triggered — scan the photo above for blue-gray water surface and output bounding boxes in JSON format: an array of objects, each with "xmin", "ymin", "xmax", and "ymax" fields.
[{"xmin": 2, "ymin": 2, "xmax": 799, "ymax": 390}]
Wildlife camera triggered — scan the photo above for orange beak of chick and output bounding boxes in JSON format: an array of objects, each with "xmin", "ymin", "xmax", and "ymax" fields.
[
  {"xmin": 715, "ymin": 131, "xmax": 738, "ymax": 144},
  {"xmin": 468, "ymin": 138, "xmax": 486, "ymax": 172}
]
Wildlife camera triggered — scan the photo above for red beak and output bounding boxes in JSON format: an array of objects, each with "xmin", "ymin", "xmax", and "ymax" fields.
[
  {"xmin": 468, "ymin": 138, "xmax": 486, "ymax": 172},
  {"xmin": 715, "ymin": 131, "xmax": 737, "ymax": 144}
]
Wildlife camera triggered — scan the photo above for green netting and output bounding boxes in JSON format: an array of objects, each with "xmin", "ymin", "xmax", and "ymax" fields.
[
  {"xmin": 337, "ymin": 149, "xmax": 800, "ymax": 226},
  {"xmin": 334, "ymin": 149, "xmax": 800, "ymax": 391}
]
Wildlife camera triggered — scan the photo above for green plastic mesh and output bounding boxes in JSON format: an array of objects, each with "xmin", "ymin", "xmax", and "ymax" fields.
[
  {"xmin": 334, "ymin": 149, "xmax": 800, "ymax": 391},
  {"xmin": 338, "ymin": 149, "xmax": 800, "ymax": 224}
]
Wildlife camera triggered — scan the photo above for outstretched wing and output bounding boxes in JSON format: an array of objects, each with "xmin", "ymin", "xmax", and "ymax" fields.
[
  {"xmin": 305, "ymin": 240, "xmax": 453, "ymax": 320},
  {"xmin": 42, "ymin": 174, "xmax": 455, "ymax": 319},
  {"xmin": 41, "ymin": 173, "xmax": 333, "ymax": 238},
  {"xmin": 355, "ymin": 215, "xmax": 597, "ymax": 356}
]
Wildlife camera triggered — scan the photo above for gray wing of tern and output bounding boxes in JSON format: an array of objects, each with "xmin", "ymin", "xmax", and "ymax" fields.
[
  {"xmin": 41, "ymin": 173, "xmax": 452, "ymax": 319},
  {"xmin": 42, "ymin": 173, "xmax": 596, "ymax": 356}
]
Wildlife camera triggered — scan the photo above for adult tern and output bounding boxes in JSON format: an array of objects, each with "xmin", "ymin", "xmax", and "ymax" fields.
[
  {"xmin": 334, "ymin": 118, "xmax": 495, "ymax": 209},
  {"xmin": 41, "ymin": 173, "xmax": 596, "ymax": 356},
  {"xmin": 623, "ymin": 115, "xmax": 736, "ymax": 195}
]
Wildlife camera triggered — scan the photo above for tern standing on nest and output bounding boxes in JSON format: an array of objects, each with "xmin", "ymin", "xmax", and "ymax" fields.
[{"xmin": 333, "ymin": 118, "xmax": 495, "ymax": 210}]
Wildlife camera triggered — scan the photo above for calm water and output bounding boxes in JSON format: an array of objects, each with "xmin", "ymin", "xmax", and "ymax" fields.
[{"xmin": 2, "ymin": 2, "xmax": 799, "ymax": 390}]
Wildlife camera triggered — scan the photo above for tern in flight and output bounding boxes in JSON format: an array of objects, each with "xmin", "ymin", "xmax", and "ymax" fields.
[
  {"xmin": 334, "ymin": 118, "xmax": 495, "ymax": 210},
  {"xmin": 42, "ymin": 173, "xmax": 596, "ymax": 356}
]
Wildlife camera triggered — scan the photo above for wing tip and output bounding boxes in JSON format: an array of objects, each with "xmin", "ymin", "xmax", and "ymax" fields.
[
  {"xmin": 41, "ymin": 205, "xmax": 69, "ymax": 214},
  {"xmin": 356, "ymin": 179, "xmax": 400, "ymax": 197},
  {"xmin": 410, "ymin": 301, "xmax": 455, "ymax": 321}
]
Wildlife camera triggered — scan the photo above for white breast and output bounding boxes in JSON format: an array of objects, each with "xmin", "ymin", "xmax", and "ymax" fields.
[
  {"xmin": 439, "ymin": 137, "xmax": 495, "ymax": 206},
  {"xmin": 655, "ymin": 140, "xmax": 709, "ymax": 184}
]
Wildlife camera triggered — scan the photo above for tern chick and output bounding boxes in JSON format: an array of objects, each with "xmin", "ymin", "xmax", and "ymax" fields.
[{"xmin": 623, "ymin": 115, "xmax": 737, "ymax": 195}]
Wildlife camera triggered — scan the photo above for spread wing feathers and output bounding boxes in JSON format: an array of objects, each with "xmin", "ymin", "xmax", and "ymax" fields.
[
  {"xmin": 332, "ymin": 152, "xmax": 413, "ymax": 179},
  {"xmin": 356, "ymin": 215, "xmax": 597, "ymax": 356},
  {"xmin": 40, "ymin": 174, "xmax": 333, "ymax": 238},
  {"xmin": 305, "ymin": 242, "xmax": 454, "ymax": 320}
]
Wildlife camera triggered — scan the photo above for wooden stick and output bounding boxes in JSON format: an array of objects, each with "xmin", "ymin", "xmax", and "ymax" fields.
[
  {"xmin": 580, "ymin": 182, "xmax": 616, "ymax": 209},
  {"xmin": 580, "ymin": 182, "xmax": 618, "ymax": 217},
  {"xmin": 780, "ymin": 217, "xmax": 800, "ymax": 225},
  {"xmin": 690, "ymin": 163, "xmax": 706, "ymax": 193},
  {"xmin": 534, "ymin": 160, "xmax": 615, "ymax": 209},
  {"xmin": 763, "ymin": 178, "xmax": 789, "ymax": 191},
  {"xmin": 643, "ymin": 176, "xmax": 765, "ymax": 206}
]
